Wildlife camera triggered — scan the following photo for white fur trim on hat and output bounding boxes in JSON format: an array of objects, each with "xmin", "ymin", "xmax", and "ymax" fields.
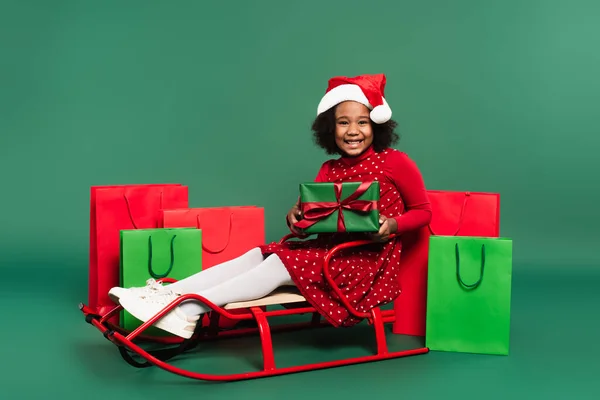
[{"xmin": 316, "ymin": 84, "xmax": 392, "ymax": 124}]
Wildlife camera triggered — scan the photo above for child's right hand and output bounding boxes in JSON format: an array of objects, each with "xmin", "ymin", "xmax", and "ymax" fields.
[{"xmin": 287, "ymin": 204, "xmax": 304, "ymax": 236}]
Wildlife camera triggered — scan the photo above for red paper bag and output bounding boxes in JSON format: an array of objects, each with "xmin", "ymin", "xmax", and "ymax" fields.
[
  {"xmin": 161, "ymin": 206, "xmax": 265, "ymax": 328},
  {"xmin": 89, "ymin": 184, "xmax": 188, "ymax": 318},
  {"xmin": 392, "ymin": 190, "xmax": 500, "ymax": 337},
  {"xmin": 427, "ymin": 190, "xmax": 500, "ymax": 237},
  {"xmin": 161, "ymin": 206, "xmax": 265, "ymax": 268}
]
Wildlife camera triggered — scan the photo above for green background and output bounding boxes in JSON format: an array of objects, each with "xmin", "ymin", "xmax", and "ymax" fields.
[{"xmin": 1, "ymin": 0, "xmax": 598, "ymax": 398}]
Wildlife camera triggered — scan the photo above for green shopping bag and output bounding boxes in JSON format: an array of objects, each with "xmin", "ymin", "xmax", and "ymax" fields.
[
  {"xmin": 425, "ymin": 236, "xmax": 513, "ymax": 355},
  {"xmin": 120, "ymin": 228, "xmax": 202, "ymax": 334}
]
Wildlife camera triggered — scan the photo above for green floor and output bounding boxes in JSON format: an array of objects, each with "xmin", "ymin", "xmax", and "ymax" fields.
[{"xmin": 6, "ymin": 263, "xmax": 600, "ymax": 400}]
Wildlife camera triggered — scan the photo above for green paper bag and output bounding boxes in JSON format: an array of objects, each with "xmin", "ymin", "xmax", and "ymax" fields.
[
  {"xmin": 294, "ymin": 181, "xmax": 380, "ymax": 233},
  {"xmin": 120, "ymin": 228, "xmax": 202, "ymax": 335},
  {"xmin": 425, "ymin": 235, "xmax": 513, "ymax": 355}
]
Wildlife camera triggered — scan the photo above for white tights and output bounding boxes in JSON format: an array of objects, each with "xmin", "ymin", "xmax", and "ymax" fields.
[{"xmin": 165, "ymin": 248, "xmax": 294, "ymax": 317}]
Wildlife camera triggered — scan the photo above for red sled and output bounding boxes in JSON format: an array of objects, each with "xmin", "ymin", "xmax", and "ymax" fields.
[{"xmin": 79, "ymin": 234, "xmax": 429, "ymax": 381}]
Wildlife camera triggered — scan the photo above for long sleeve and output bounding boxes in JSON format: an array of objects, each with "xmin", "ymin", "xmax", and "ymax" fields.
[{"xmin": 385, "ymin": 150, "xmax": 432, "ymax": 235}]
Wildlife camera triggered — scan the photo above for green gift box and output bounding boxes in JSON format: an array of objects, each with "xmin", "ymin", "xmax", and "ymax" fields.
[
  {"xmin": 120, "ymin": 228, "xmax": 202, "ymax": 335},
  {"xmin": 294, "ymin": 181, "xmax": 380, "ymax": 233},
  {"xmin": 425, "ymin": 235, "xmax": 513, "ymax": 355}
]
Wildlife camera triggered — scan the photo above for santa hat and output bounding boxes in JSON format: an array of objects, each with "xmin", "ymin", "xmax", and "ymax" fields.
[{"xmin": 316, "ymin": 73, "xmax": 392, "ymax": 124}]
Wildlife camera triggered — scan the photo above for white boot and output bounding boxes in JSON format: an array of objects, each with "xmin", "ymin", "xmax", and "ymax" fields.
[{"xmin": 118, "ymin": 289, "xmax": 200, "ymax": 339}]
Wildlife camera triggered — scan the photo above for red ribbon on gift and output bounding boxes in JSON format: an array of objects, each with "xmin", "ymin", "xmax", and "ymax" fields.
[{"xmin": 294, "ymin": 181, "xmax": 377, "ymax": 232}]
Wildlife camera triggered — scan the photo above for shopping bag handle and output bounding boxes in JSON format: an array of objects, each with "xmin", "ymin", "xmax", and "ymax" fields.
[
  {"xmin": 455, "ymin": 243, "xmax": 485, "ymax": 289},
  {"xmin": 123, "ymin": 190, "xmax": 164, "ymax": 229},
  {"xmin": 196, "ymin": 213, "xmax": 233, "ymax": 253},
  {"xmin": 148, "ymin": 234, "xmax": 176, "ymax": 279},
  {"xmin": 428, "ymin": 192, "xmax": 470, "ymax": 236}
]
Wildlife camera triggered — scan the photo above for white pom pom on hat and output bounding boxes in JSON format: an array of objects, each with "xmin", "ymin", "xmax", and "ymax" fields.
[{"xmin": 316, "ymin": 73, "xmax": 392, "ymax": 124}]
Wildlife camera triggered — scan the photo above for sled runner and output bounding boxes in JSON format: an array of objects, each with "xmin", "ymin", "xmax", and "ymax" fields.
[{"xmin": 79, "ymin": 233, "xmax": 429, "ymax": 381}]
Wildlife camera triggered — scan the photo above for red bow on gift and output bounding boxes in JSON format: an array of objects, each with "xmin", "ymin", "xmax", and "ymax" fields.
[{"xmin": 293, "ymin": 181, "xmax": 377, "ymax": 232}]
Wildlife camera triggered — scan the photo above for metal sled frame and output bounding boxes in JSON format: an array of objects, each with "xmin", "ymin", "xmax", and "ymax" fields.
[{"xmin": 80, "ymin": 233, "xmax": 429, "ymax": 381}]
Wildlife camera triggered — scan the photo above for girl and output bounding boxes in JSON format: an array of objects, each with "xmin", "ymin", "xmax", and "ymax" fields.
[{"xmin": 109, "ymin": 73, "xmax": 432, "ymax": 339}]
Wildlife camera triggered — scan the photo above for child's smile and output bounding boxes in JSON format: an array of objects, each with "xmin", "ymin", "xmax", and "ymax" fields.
[{"xmin": 344, "ymin": 138, "xmax": 364, "ymax": 149}]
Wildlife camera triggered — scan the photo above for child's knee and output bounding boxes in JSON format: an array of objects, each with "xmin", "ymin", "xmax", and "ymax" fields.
[{"xmin": 242, "ymin": 247, "xmax": 264, "ymax": 262}]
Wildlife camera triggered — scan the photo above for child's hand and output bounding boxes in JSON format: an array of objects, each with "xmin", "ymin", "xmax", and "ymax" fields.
[
  {"xmin": 370, "ymin": 215, "xmax": 397, "ymax": 242},
  {"xmin": 287, "ymin": 204, "xmax": 304, "ymax": 236}
]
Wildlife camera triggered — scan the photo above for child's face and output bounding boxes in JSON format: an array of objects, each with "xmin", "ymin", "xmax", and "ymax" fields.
[{"xmin": 334, "ymin": 101, "xmax": 374, "ymax": 157}]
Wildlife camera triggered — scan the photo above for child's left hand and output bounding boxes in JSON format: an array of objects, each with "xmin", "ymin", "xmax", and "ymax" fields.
[{"xmin": 370, "ymin": 215, "xmax": 397, "ymax": 242}]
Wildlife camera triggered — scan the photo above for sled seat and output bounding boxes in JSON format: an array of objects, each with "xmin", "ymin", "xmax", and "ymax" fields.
[{"xmin": 224, "ymin": 286, "xmax": 306, "ymax": 310}]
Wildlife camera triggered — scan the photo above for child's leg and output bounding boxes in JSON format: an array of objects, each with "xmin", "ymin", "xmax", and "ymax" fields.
[
  {"xmin": 109, "ymin": 247, "xmax": 266, "ymax": 303},
  {"xmin": 118, "ymin": 253, "xmax": 294, "ymax": 338},
  {"xmin": 178, "ymin": 253, "xmax": 293, "ymax": 316},
  {"xmin": 167, "ymin": 247, "xmax": 266, "ymax": 293}
]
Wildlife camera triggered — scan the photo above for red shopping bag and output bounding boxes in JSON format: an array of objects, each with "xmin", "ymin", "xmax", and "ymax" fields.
[
  {"xmin": 392, "ymin": 190, "xmax": 500, "ymax": 337},
  {"xmin": 161, "ymin": 206, "xmax": 266, "ymax": 328},
  {"xmin": 89, "ymin": 184, "xmax": 188, "ymax": 319}
]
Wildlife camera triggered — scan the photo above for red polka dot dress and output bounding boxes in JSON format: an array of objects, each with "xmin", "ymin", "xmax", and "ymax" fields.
[{"xmin": 260, "ymin": 146, "xmax": 431, "ymax": 328}]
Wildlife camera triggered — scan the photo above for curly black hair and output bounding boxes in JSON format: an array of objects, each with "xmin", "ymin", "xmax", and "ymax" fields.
[{"xmin": 311, "ymin": 106, "xmax": 400, "ymax": 155}]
